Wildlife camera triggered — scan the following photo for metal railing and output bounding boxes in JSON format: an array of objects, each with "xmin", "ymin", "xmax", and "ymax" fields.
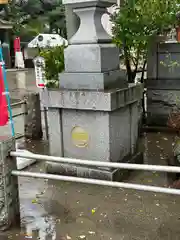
[
  {"xmin": 8, "ymin": 98, "xmax": 49, "ymax": 140},
  {"xmin": 10, "ymin": 100, "xmax": 27, "ymax": 119},
  {"xmin": 10, "ymin": 151, "xmax": 180, "ymax": 196},
  {"xmin": 7, "ymin": 100, "xmax": 27, "ymax": 139},
  {"xmin": 10, "ymin": 100, "xmax": 26, "ymax": 108}
]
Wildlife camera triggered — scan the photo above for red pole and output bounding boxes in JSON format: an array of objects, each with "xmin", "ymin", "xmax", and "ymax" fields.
[{"xmin": 0, "ymin": 64, "xmax": 8, "ymax": 126}]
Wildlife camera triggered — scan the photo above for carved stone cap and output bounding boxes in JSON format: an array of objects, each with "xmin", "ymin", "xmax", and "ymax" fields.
[{"xmin": 63, "ymin": 0, "xmax": 116, "ymax": 7}]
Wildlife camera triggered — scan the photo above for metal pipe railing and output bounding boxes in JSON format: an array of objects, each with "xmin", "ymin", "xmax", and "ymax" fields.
[
  {"xmin": 11, "ymin": 112, "xmax": 26, "ymax": 118},
  {"xmin": 10, "ymin": 151, "xmax": 180, "ymax": 173},
  {"xmin": 11, "ymin": 170, "xmax": 180, "ymax": 195},
  {"xmin": 10, "ymin": 100, "xmax": 26, "ymax": 108}
]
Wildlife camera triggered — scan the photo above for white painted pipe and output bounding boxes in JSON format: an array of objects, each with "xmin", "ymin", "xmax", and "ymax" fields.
[
  {"xmin": 11, "ymin": 170, "xmax": 180, "ymax": 195},
  {"xmin": 10, "ymin": 151, "xmax": 180, "ymax": 173}
]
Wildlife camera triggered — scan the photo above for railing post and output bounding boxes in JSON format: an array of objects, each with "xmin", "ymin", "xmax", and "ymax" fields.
[
  {"xmin": 24, "ymin": 92, "xmax": 43, "ymax": 140},
  {"xmin": 0, "ymin": 137, "xmax": 20, "ymax": 230}
]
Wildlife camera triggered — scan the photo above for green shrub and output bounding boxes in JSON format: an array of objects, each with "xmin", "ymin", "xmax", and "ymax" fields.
[{"xmin": 40, "ymin": 45, "xmax": 65, "ymax": 88}]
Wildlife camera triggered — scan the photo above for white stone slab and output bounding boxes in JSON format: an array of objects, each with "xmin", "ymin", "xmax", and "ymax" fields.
[{"xmin": 16, "ymin": 148, "xmax": 37, "ymax": 170}]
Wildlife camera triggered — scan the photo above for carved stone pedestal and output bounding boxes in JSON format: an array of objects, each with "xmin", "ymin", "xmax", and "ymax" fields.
[{"xmin": 42, "ymin": 0, "xmax": 143, "ymax": 180}]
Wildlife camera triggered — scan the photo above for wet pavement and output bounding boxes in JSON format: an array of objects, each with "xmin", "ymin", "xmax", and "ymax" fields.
[
  {"xmin": 0, "ymin": 132, "xmax": 178, "ymax": 240},
  {"xmin": 0, "ymin": 70, "xmax": 180, "ymax": 239}
]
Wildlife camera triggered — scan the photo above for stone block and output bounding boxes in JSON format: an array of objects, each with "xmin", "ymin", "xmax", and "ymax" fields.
[
  {"xmin": 41, "ymin": 86, "xmax": 142, "ymax": 181},
  {"xmin": 0, "ymin": 137, "xmax": 20, "ymax": 230},
  {"xmin": 64, "ymin": 44, "xmax": 119, "ymax": 72},
  {"xmin": 62, "ymin": 110, "xmax": 110, "ymax": 161},
  {"xmin": 44, "ymin": 89, "xmax": 141, "ymax": 163},
  {"xmin": 146, "ymin": 79, "xmax": 180, "ymax": 90},
  {"xmin": 147, "ymin": 42, "xmax": 180, "ymax": 126},
  {"xmin": 68, "ymin": 5, "xmax": 112, "ymax": 44},
  {"xmin": 46, "ymin": 152, "xmax": 143, "ymax": 181},
  {"xmin": 130, "ymin": 103, "xmax": 139, "ymax": 154},
  {"xmin": 109, "ymin": 108, "xmax": 131, "ymax": 162},
  {"xmin": 146, "ymin": 89, "xmax": 178, "ymax": 126},
  {"xmin": 59, "ymin": 70, "xmax": 127, "ymax": 90},
  {"xmin": 48, "ymin": 109, "xmax": 64, "ymax": 157},
  {"xmin": 24, "ymin": 92, "xmax": 43, "ymax": 140},
  {"xmin": 41, "ymin": 83, "xmax": 143, "ymax": 111}
]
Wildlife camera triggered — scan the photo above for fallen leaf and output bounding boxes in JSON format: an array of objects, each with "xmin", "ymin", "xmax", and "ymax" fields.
[
  {"xmin": 31, "ymin": 199, "xmax": 38, "ymax": 204},
  {"xmin": 66, "ymin": 234, "xmax": 72, "ymax": 240},
  {"xmin": 163, "ymin": 137, "xmax": 168, "ymax": 141},
  {"xmin": 91, "ymin": 208, "xmax": 96, "ymax": 214},
  {"xmin": 88, "ymin": 231, "xmax": 95, "ymax": 235},
  {"xmin": 78, "ymin": 235, "xmax": 86, "ymax": 239}
]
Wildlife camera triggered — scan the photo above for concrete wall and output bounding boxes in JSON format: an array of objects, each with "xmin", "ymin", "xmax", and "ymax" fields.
[{"xmin": 146, "ymin": 43, "xmax": 180, "ymax": 126}]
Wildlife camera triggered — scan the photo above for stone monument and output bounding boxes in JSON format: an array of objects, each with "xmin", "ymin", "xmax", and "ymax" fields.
[
  {"xmin": 42, "ymin": 0, "xmax": 143, "ymax": 180},
  {"xmin": 147, "ymin": 42, "xmax": 180, "ymax": 126}
]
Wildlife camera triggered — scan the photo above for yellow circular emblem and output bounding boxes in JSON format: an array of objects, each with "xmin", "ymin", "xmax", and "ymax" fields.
[{"xmin": 71, "ymin": 126, "xmax": 89, "ymax": 148}]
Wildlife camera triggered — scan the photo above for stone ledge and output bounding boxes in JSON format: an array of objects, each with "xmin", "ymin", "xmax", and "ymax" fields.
[
  {"xmin": 146, "ymin": 112, "xmax": 169, "ymax": 126},
  {"xmin": 63, "ymin": 0, "xmax": 116, "ymax": 8},
  {"xmin": 45, "ymin": 152, "xmax": 143, "ymax": 181},
  {"xmin": 41, "ymin": 83, "xmax": 143, "ymax": 111},
  {"xmin": 59, "ymin": 70, "xmax": 127, "ymax": 90},
  {"xmin": 146, "ymin": 79, "xmax": 180, "ymax": 90}
]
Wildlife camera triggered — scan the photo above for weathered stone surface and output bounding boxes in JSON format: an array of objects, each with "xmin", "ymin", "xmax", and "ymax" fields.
[
  {"xmin": 59, "ymin": 70, "xmax": 127, "ymax": 90},
  {"xmin": 147, "ymin": 42, "xmax": 180, "ymax": 126},
  {"xmin": 173, "ymin": 137, "xmax": 180, "ymax": 163},
  {"xmin": 70, "ymin": 6, "xmax": 112, "ymax": 44},
  {"xmin": 46, "ymin": 152, "xmax": 143, "ymax": 181},
  {"xmin": 41, "ymin": 83, "xmax": 143, "ymax": 111},
  {"xmin": 146, "ymin": 79, "xmax": 180, "ymax": 90},
  {"xmin": 146, "ymin": 89, "xmax": 178, "ymax": 126},
  {"xmin": 0, "ymin": 137, "xmax": 20, "ymax": 230},
  {"xmin": 48, "ymin": 109, "xmax": 64, "ymax": 157},
  {"xmin": 63, "ymin": 0, "xmax": 116, "ymax": 44},
  {"xmin": 64, "ymin": 44, "xmax": 119, "ymax": 72},
  {"xmin": 24, "ymin": 92, "xmax": 43, "ymax": 140},
  {"xmin": 44, "ymin": 86, "xmax": 142, "ymax": 164}
]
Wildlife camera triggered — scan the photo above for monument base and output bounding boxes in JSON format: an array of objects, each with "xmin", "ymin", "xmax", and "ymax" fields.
[
  {"xmin": 45, "ymin": 152, "xmax": 143, "ymax": 181},
  {"xmin": 41, "ymin": 84, "xmax": 143, "ymax": 181}
]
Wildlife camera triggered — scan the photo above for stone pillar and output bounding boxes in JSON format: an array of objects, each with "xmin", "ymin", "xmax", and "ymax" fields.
[
  {"xmin": 0, "ymin": 137, "xmax": 20, "ymax": 230},
  {"xmin": 60, "ymin": 0, "xmax": 127, "ymax": 90},
  {"xmin": 42, "ymin": 0, "xmax": 143, "ymax": 181},
  {"xmin": 24, "ymin": 93, "xmax": 43, "ymax": 140}
]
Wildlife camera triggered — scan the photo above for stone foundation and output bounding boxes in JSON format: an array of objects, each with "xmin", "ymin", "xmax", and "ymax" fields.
[
  {"xmin": 46, "ymin": 152, "xmax": 143, "ymax": 181},
  {"xmin": 41, "ymin": 84, "xmax": 143, "ymax": 180}
]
